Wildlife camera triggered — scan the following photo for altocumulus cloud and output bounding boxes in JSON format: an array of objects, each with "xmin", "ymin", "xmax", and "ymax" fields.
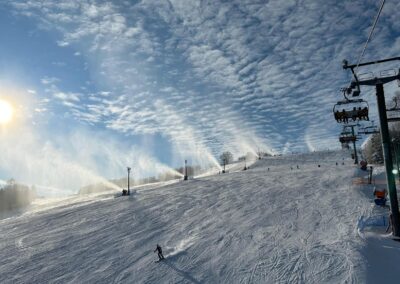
[{"xmin": 6, "ymin": 0, "xmax": 400, "ymax": 157}]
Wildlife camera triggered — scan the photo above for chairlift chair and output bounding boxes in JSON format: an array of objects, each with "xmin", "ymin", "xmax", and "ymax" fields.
[
  {"xmin": 333, "ymin": 99, "xmax": 369, "ymax": 123},
  {"xmin": 361, "ymin": 126, "xmax": 379, "ymax": 135},
  {"xmin": 339, "ymin": 135, "xmax": 357, "ymax": 143},
  {"xmin": 357, "ymin": 120, "xmax": 379, "ymax": 135}
]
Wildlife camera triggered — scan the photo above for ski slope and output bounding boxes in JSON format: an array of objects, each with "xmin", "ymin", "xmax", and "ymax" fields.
[{"xmin": 0, "ymin": 150, "xmax": 389, "ymax": 283}]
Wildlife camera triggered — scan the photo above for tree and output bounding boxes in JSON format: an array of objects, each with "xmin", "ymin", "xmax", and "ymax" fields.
[
  {"xmin": 219, "ymin": 151, "xmax": 233, "ymax": 165},
  {"xmin": 362, "ymin": 133, "xmax": 383, "ymax": 164}
]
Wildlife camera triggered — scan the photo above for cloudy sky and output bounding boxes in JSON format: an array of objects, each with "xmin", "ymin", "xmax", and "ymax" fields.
[{"xmin": 1, "ymin": 0, "xmax": 399, "ymax": 191}]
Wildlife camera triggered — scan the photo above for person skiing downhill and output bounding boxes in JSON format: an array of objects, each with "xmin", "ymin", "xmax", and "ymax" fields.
[{"xmin": 154, "ymin": 244, "xmax": 165, "ymax": 260}]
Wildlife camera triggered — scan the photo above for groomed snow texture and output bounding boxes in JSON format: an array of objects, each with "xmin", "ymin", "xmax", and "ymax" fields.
[{"xmin": 0, "ymin": 151, "xmax": 378, "ymax": 283}]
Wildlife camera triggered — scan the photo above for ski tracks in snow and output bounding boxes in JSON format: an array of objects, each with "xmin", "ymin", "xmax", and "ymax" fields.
[
  {"xmin": 242, "ymin": 158, "xmax": 365, "ymax": 283},
  {"xmin": 0, "ymin": 151, "xmax": 369, "ymax": 283}
]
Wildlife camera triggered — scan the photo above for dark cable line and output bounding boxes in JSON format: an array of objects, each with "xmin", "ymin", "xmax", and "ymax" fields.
[
  {"xmin": 347, "ymin": 0, "xmax": 386, "ymax": 89},
  {"xmin": 356, "ymin": 0, "xmax": 386, "ymax": 68}
]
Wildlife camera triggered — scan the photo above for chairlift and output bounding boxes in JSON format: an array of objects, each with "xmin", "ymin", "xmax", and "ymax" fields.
[
  {"xmin": 341, "ymin": 131, "xmax": 353, "ymax": 135},
  {"xmin": 333, "ymin": 99, "xmax": 369, "ymax": 123},
  {"xmin": 339, "ymin": 135, "xmax": 357, "ymax": 143},
  {"xmin": 361, "ymin": 126, "xmax": 379, "ymax": 135},
  {"xmin": 359, "ymin": 121, "xmax": 379, "ymax": 134},
  {"xmin": 356, "ymin": 121, "xmax": 379, "ymax": 135},
  {"xmin": 339, "ymin": 125, "xmax": 358, "ymax": 143}
]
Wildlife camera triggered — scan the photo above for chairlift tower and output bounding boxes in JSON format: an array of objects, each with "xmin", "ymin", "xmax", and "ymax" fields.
[
  {"xmin": 348, "ymin": 124, "xmax": 358, "ymax": 165},
  {"xmin": 343, "ymin": 56, "xmax": 400, "ymax": 237},
  {"xmin": 339, "ymin": 124, "xmax": 359, "ymax": 164}
]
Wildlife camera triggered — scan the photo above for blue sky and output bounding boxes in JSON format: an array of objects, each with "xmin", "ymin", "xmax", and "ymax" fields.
[{"xmin": 1, "ymin": 0, "xmax": 400, "ymax": 192}]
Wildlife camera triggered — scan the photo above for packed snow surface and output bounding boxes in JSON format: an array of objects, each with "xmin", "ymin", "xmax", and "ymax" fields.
[{"xmin": 0, "ymin": 150, "xmax": 397, "ymax": 283}]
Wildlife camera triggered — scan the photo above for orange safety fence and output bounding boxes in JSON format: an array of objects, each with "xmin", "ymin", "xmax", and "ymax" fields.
[
  {"xmin": 352, "ymin": 178, "xmax": 395, "ymax": 185},
  {"xmin": 352, "ymin": 177, "xmax": 368, "ymax": 185},
  {"xmin": 375, "ymin": 191, "xmax": 386, "ymax": 198}
]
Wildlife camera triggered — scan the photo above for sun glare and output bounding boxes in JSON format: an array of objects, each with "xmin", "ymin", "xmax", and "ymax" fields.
[{"xmin": 0, "ymin": 99, "xmax": 14, "ymax": 124}]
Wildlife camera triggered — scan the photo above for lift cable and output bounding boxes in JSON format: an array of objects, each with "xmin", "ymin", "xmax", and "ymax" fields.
[{"xmin": 346, "ymin": 0, "xmax": 386, "ymax": 90}]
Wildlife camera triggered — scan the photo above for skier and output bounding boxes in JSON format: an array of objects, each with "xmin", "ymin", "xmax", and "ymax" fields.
[{"xmin": 154, "ymin": 244, "xmax": 165, "ymax": 261}]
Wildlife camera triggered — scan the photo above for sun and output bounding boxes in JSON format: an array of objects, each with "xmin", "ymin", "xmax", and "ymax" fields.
[{"xmin": 0, "ymin": 99, "xmax": 14, "ymax": 124}]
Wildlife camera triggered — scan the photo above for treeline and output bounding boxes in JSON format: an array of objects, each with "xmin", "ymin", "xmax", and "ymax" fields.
[
  {"xmin": 362, "ymin": 93, "xmax": 400, "ymax": 164},
  {"xmin": 0, "ymin": 179, "xmax": 36, "ymax": 213},
  {"xmin": 362, "ymin": 132, "xmax": 383, "ymax": 164},
  {"xmin": 362, "ymin": 127, "xmax": 400, "ymax": 164}
]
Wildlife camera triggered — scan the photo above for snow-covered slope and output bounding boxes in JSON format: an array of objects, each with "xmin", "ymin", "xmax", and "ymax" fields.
[{"xmin": 0, "ymin": 150, "xmax": 380, "ymax": 283}]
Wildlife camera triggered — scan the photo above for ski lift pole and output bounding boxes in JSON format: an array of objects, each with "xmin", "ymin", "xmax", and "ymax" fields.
[
  {"xmin": 351, "ymin": 126, "xmax": 358, "ymax": 164},
  {"xmin": 376, "ymin": 83, "xmax": 400, "ymax": 237},
  {"xmin": 343, "ymin": 56, "xmax": 400, "ymax": 237},
  {"xmin": 127, "ymin": 167, "xmax": 131, "ymax": 195}
]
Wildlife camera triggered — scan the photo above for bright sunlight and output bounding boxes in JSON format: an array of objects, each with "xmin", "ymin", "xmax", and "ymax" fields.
[{"xmin": 0, "ymin": 99, "xmax": 14, "ymax": 124}]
